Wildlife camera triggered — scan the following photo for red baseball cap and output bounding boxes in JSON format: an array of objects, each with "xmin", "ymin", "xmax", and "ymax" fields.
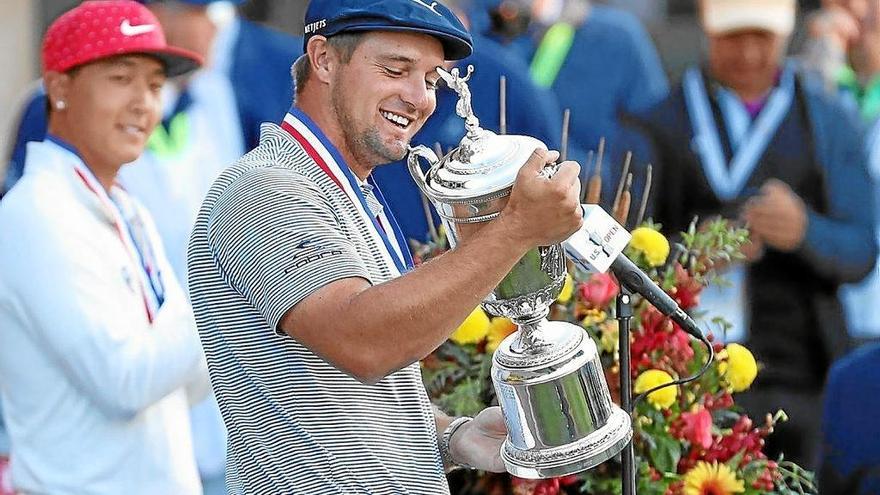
[{"xmin": 42, "ymin": 0, "xmax": 202, "ymax": 77}]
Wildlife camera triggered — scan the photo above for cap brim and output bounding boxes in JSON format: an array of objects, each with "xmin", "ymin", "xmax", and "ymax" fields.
[
  {"xmin": 142, "ymin": 46, "xmax": 203, "ymax": 77},
  {"xmin": 326, "ymin": 24, "xmax": 473, "ymax": 61},
  {"xmin": 703, "ymin": 6, "xmax": 795, "ymax": 35}
]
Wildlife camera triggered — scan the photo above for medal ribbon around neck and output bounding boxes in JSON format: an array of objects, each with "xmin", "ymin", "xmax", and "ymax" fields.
[
  {"xmin": 60, "ymin": 140, "xmax": 165, "ymax": 323},
  {"xmin": 683, "ymin": 64, "xmax": 796, "ymax": 201},
  {"xmin": 281, "ymin": 108, "xmax": 414, "ymax": 275}
]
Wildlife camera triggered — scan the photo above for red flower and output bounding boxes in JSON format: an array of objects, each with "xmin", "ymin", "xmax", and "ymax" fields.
[
  {"xmin": 672, "ymin": 264, "xmax": 702, "ymax": 310},
  {"xmin": 678, "ymin": 413, "xmax": 773, "ymax": 472},
  {"xmin": 512, "ymin": 477, "xmax": 565, "ymax": 495},
  {"xmin": 677, "ymin": 407, "xmax": 714, "ymax": 449},
  {"xmin": 510, "ymin": 476, "xmax": 578, "ymax": 495},
  {"xmin": 664, "ymin": 480, "xmax": 685, "ymax": 495},
  {"xmin": 578, "ymin": 273, "xmax": 619, "ymax": 309},
  {"xmin": 559, "ymin": 475, "xmax": 580, "ymax": 486},
  {"xmin": 631, "ymin": 306, "xmax": 695, "ymax": 375}
]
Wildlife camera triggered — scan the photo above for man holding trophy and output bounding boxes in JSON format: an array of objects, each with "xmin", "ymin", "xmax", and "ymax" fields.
[{"xmin": 187, "ymin": 0, "xmax": 585, "ymax": 493}]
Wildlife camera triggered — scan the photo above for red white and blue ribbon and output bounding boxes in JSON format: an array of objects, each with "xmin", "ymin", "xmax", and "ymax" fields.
[
  {"xmin": 280, "ymin": 108, "xmax": 414, "ymax": 275},
  {"xmin": 49, "ymin": 135, "xmax": 166, "ymax": 323}
]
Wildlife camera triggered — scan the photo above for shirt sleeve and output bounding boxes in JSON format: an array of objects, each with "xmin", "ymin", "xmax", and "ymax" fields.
[
  {"xmin": 799, "ymin": 102, "xmax": 878, "ymax": 284},
  {"xmin": 618, "ymin": 16, "xmax": 669, "ymax": 115},
  {"xmin": 0, "ymin": 194, "xmax": 206, "ymax": 419},
  {"xmin": 207, "ymin": 167, "xmax": 371, "ymax": 332},
  {"xmin": 136, "ymin": 200, "xmax": 212, "ymax": 404}
]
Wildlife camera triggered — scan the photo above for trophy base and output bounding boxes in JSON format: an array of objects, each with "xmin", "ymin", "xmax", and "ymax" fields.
[{"xmin": 500, "ymin": 406, "xmax": 633, "ymax": 479}]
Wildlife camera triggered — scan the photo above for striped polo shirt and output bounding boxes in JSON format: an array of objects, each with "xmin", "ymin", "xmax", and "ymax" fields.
[{"xmin": 187, "ymin": 114, "xmax": 447, "ymax": 494}]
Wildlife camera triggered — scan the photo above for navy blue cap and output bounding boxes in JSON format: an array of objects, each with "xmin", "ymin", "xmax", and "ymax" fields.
[{"xmin": 303, "ymin": 0, "xmax": 473, "ymax": 60}]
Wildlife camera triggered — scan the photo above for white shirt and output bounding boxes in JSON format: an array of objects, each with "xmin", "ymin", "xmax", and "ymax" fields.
[{"xmin": 0, "ymin": 139, "xmax": 206, "ymax": 495}]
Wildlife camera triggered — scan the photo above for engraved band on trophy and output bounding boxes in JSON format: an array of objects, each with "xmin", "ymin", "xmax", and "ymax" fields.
[{"xmin": 408, "ymin": 66, "xmax": 632, "ymax": 479}]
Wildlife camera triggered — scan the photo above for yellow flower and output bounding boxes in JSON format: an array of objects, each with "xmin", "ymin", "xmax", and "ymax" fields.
[
  {"xmin": 581, "ymin": 309, "xmax": 608, "ymax": 327},
  {"xmin": 718, "ymin": 343, "xmax": 758, "ymax": 392},
  {"xmin": 450, "ymin": 307, "xmax": 491, "ymax": 345},
  {"xmin": 634, "ymin": 369, "xmax": 677, "ymax": 409},
  {"xmin": 683, "ymin": 461, "xmax": 745, "ymax": 495},
  {"xmin": 598, "ymin": 320, "xmax": 619, "ymax": 355},
  {"xmin": 630, "ymin": 227, "xmax": 670, "ymax": 267},
  {"xmin": 486, "ymin": 317, "xmax": 518, "ymax": 352},
  {"xmin": 556, "ymin": 273, "xmax": 574, "ymax": 303}
]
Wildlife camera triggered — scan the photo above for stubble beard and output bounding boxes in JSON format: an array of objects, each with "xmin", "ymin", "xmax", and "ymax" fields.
[{"xmin": 331, "ymin": 84, "xmax": 409, "ymax": 167}]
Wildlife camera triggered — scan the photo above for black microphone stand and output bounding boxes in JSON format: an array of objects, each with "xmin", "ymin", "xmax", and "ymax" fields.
[{"xmin": 616, "ymin": 288, "xmax": 637, "ymax": 495}]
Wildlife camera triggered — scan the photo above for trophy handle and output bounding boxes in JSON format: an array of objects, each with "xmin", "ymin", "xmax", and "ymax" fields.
[{"xmin": 407, "ymin": 145, "xmax": 439, "ymax": 196}]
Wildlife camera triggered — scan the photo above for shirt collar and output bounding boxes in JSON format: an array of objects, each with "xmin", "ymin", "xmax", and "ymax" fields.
[
  {"xmin": 45, "ymin": 133, "xmax": 83, "ymax": 161},
  {"xmin": 40, "ymin": 134, "xmax": 126, "ymax": 207}
]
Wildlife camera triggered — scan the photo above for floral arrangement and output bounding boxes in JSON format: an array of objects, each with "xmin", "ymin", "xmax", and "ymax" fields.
[{"xmin": 417, "ymin": 219, "xmax": 817, "ymax": 495}]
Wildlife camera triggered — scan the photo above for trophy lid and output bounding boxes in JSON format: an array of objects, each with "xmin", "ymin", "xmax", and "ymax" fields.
[{"xmin": 419, "ymin": 65, "xmax": 547, "ymax": 203}]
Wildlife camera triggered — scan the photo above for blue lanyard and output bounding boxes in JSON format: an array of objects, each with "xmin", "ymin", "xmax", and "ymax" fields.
[
  {"xmin": 288, "ymin": 108, "xmax": 414, "ymax": 272},
  {"xmin": 683, "ymin": 65, "xmax": 796, "ymax": 201},
  {"xmin": 111, "ymin": 197, "xmax": 166, "ymax": 310},
  {"xmin": 50, "ymin": 134, "xmax": 166, "ymax": 316},
  {"xmin": 368, "ymin": 175, "xmax": 415, "ymax": 270}
]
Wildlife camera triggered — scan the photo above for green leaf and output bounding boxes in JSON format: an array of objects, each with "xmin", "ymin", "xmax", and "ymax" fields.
[
  {"xmin": 435, "ymin": 378, "xmax": 486, "ymax": 417},
  {"xmin": 725, "ymin": 450, "xmax": 745, "ymax": 471},
  {"xmin": 648, "ymin": 435, "xmax": 681, "ymax": 474}
]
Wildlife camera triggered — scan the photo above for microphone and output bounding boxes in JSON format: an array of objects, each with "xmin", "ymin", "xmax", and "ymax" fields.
[{"xmin": 563, "ymin": 205, "xmax": 705, "ymax": 341}]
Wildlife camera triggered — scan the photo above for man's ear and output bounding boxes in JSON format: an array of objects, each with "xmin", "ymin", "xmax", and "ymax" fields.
[
  {"xmin": 44, "ymin": 71, "xmax": 73, "ymax": 110},
  {"xmin": 307, "ymin": 35, "xmax": 336, "ymax": 85}
]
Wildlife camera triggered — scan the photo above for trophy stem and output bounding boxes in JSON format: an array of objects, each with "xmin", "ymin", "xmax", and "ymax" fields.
[{"xmin": 510, "ymin": 309, "xmax": 550, "ymax": 353}]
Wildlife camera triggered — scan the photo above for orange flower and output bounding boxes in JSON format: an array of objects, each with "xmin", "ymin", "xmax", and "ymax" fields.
[
  {"xmin": 683, "ymin": 461, "xmax": 744, "ymax": 495},
  {"xmin": 487, "ymin": 317, "xmax": 518, "ymax": 352}
]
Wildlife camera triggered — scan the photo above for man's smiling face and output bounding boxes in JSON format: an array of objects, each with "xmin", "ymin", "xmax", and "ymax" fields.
[{"xmin": 328, "ymin": 30, "xmax": 445, "ymax": 166}]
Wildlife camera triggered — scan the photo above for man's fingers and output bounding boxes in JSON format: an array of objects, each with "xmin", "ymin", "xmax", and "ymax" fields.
[
  {"xmin": 749, "ymin": 214, "xmax": 793, "ymax": 239},
  {"xmin": 520, "ymin": 148, "xmax": 559, "ymax": 174},
  {"xmin": 745, "ymin": 208, "xmax": 780, "ymax": 229},
  {"xmin": 551, "ymin": 160, "xmax": 580, "ymax": 184},
  {"xmin": 568, "ymin": 174, "xmax": 583, "ymax": 202},
  {"xmin": 761, "ymin": 178, "xmax": 791, "ymax": 196}
]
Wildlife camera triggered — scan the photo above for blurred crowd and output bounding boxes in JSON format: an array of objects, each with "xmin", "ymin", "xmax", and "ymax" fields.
[{"xmin": 1, "ymin": 0, "xmax": 879, "ymax": 494}]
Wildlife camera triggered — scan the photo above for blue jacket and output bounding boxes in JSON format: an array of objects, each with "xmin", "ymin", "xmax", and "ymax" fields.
[
  {"xmin": 2, "ymin": 19, "xmax": 302, "ymax": 195},
  {"xmin": 231, "ymin": 19, "xmax": 301, "ymax": 151},
  {"xmin": 483, "ymin": 6, "xmax": 668, "ymax": 161},
  {"xmin": 3, "ymin": 86, "xmax": 46, "ymax": 194},
  {"xmin": 373, "ymin": 34, "xmax": 562, "ymax": 244},
  {"xmin": 819, "ymin": 343, "xmax": 880, "ymax": 495}
]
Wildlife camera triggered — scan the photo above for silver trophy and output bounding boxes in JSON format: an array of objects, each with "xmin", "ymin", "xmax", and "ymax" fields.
[{"xmin": 408, "ymin": 66, "xmax": 632, "ymax": 479}]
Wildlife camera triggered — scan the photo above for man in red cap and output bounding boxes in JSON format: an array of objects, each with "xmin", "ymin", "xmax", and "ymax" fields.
[
  {"xmin": 2, "ymin": 3, "xmax": 303, "ymax": 493},
  {"xmin": 0, "ymin": 2, "xmax": 209, "ymax": 494}
]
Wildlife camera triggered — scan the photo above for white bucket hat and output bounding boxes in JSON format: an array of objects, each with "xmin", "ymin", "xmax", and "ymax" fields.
[{"xmin": 700, "ymin": 0, "xmax": 797, "ymax": 36}]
